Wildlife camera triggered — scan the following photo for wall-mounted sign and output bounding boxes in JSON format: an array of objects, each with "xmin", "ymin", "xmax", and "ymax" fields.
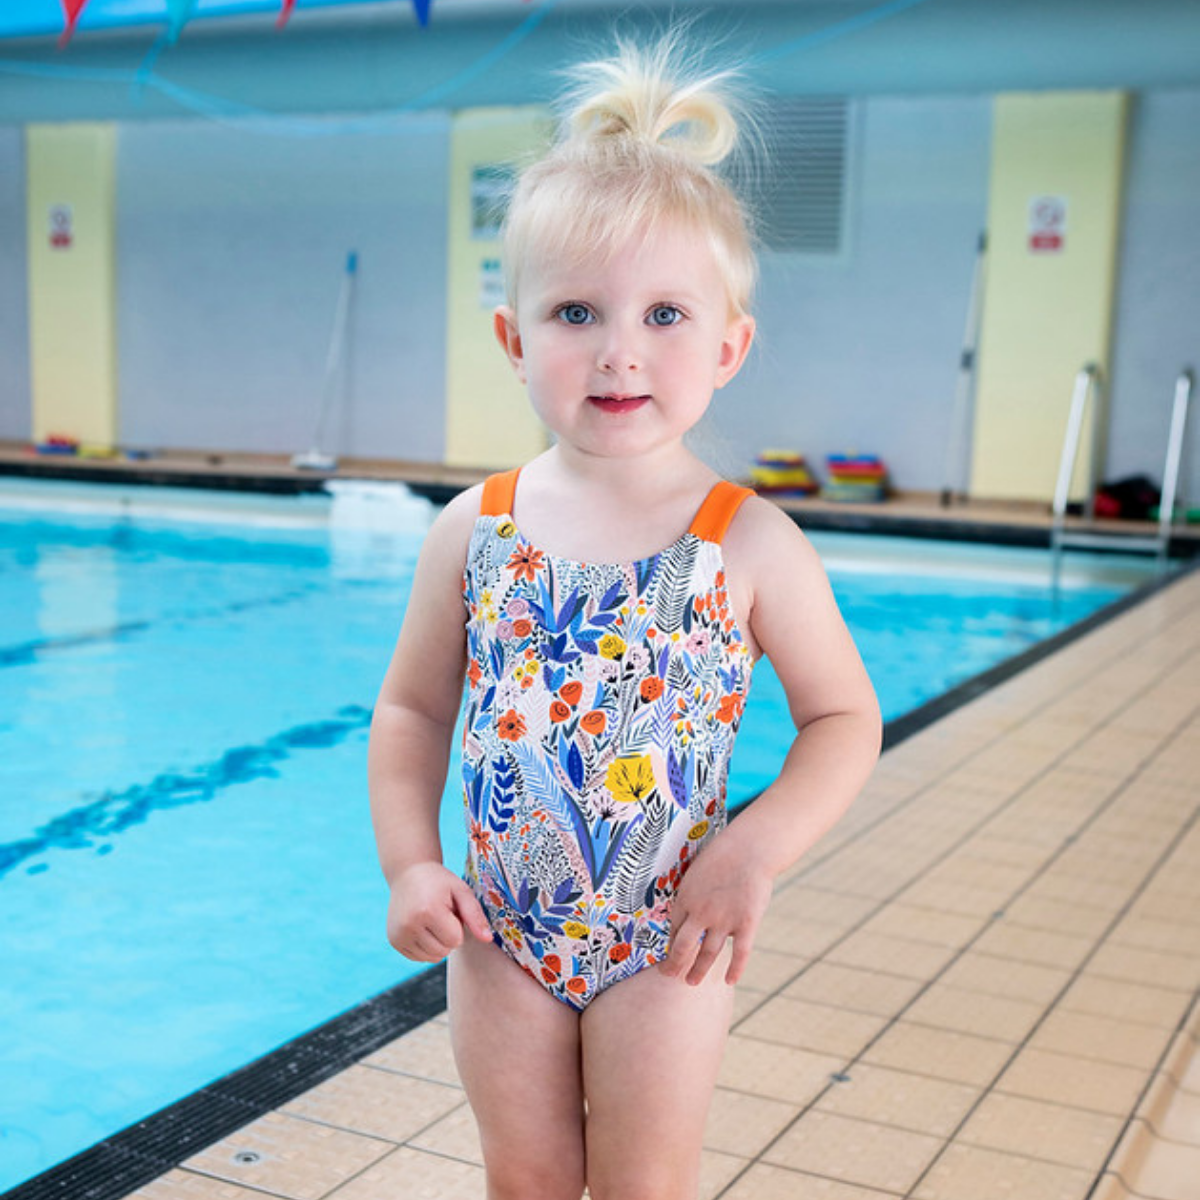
[
  {"xmin": 48, "ymin": 204, "xmax": 73, "ymax": 250},
  {"xmin": 471, "ymin": 165, "xmax": 514, "ymax": 241},
  {"xmin": 1028, "ymin": 195, "xmax": 1066, "ymax": 253},
  {"xmin": 479, "ymin": 257, "xmax": 506, "ymax": 310}
]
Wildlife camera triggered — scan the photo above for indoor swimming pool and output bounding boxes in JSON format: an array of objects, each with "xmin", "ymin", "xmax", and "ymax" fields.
[{"xmin": 0, "ymin": 481, "xmax": 1162, "ymax": 1192}]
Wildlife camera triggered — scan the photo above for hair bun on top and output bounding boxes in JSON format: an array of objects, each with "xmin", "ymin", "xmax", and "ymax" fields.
[{"xmin": 564, "ymin": 39, "xmax": 740, "ymax": 167}]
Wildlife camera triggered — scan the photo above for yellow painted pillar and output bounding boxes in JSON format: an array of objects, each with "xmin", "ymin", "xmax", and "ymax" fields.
[
  {"xmin": 971, "ymin": 92, "xmax": 1128, "ymax": 503},
  {"xmin": 26, "ymin": 123, "xmax": 119, "ymax": 449},
  {"xmin": 444, "ymin": 107, "xmax": 551, "ymax": 468}
]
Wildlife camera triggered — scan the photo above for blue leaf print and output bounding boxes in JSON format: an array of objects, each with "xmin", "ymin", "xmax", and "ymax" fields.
[
  {"xmin": 599, "ymin": 579, "xmax": 623, "ymax": 610},
  {"xmin": 667, "ymin": 743, "xmax": 690, "ymax": 809},
  {"xmin": 566, "ymin": 743, "xmax": 584, "ymax": 791},
  {"xmin": 547, "ymin": 665, "xmax": 566, "ymax": 694}
]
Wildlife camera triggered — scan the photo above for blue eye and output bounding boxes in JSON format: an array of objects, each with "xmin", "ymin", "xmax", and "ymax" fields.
[
  {"xmin": 648, "ymin": 305, "xmax": 683, "ymax": 327},
  {"xmin": 556, "ymin": 304, "xmax": 594, "ymax": 325}
]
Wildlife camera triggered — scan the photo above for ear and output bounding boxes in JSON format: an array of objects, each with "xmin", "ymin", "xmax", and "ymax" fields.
[
  {"xmin": 493, "ymin": 305, "xmax": 527, "ymax": 383},
  {"xmin": 714, "ymin": 313, "xmax": 756, "ymax": 389}
]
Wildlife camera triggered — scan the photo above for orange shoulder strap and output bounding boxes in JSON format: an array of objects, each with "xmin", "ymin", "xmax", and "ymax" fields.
[
  {"xmin": 480, "ymin": 468, "xmax": 521, "ymax": 517},
  {"xmin": 688, "ymin": 481, "xmax": 754, "ymax": 544}
]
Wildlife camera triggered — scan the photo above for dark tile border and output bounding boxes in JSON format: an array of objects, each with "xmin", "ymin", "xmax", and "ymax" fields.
[{"xmin": 4, "ymin": 493, "xmax": 1196, "ymax": 1200}]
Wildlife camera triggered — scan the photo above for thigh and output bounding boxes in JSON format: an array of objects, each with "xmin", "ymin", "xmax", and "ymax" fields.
[
  {"xmin": 581, "ymin": 950, "xmax": 735, "ymax": 1200},
  {"xmin": 447, "ymin": 936, "xmax": 587, "ymax": 1200}
]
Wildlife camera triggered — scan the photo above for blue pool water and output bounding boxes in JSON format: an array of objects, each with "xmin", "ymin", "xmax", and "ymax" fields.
[{"xmin": 0, "ymin": 485, "xmax": 1157, "ymax": 1190}]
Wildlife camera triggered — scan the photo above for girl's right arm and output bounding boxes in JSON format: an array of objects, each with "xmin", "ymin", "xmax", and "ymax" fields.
[{"xmin": 368, "ymin": 486, "xmax": 493, "ymax": 963}]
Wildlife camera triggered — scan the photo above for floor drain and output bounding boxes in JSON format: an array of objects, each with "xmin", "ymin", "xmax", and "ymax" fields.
[{"xmin": 233, "ymin": 1150, "xmax": 262, "ymax": 1166}]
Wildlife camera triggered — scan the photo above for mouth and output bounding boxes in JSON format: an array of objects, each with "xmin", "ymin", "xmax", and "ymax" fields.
[{"xmin": 588, "ymin": 393, "xmax": 651, "ymax": 414}]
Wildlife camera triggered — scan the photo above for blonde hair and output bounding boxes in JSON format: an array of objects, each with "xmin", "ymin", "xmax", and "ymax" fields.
[{"xmin": 501, "ymin": 35, "xmax": 758, "ymax": 315}]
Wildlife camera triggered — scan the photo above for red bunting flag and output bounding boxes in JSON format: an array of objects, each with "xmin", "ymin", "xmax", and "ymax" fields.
[
  {"xmin": 59, "ymin": 0, "xmax": 90, "ymax": 47},
  {"xmin": 277, "ymin": 0, "xmax": 296, "ymax": 28}
]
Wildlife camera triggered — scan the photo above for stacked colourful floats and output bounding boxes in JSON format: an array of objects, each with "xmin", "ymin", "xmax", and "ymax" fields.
[
  {"xmin": 749, "ymin": 451, "xmax": 820, "ymax": 497},
  {"xmin": 823, "ymin": 454, "xmax": 889, "ymax": 503}
]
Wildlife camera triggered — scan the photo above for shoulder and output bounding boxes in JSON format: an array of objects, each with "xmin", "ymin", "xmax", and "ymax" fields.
[
  {"xmin": 414, "ymin": 483, "xmax": 484, "ymax": 574},
  {"xmin": 724, "ymin": 493, "xmax": 823, "ymax": 576}
]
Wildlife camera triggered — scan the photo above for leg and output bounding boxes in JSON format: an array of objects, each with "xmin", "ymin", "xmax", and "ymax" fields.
[
  {"xmin": 581, "ymin": 949, "xmax": 735, "ymax": 1200},
  {"xmin": 447, "ymin": 936, "xmax": 587, "ymax": 1200}
]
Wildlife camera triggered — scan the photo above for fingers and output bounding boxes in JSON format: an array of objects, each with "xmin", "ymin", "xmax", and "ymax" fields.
[{"xmin": 451, "ymin": 878, "xmax": 495, "ymax": 943}]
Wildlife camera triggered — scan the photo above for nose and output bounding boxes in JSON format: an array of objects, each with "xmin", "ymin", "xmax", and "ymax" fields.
[{"xmin": 597, "ymin": 321, "xmax": 641, "ymax": 373}]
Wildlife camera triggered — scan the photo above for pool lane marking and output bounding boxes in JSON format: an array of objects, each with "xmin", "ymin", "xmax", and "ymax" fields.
[
  {"xmin": 0, "ymin": 705, "xmax": 373, "ymax": 880},
  {"xmin": 0, "ymin": 586, "xmax": 318, "ymax": 668}
]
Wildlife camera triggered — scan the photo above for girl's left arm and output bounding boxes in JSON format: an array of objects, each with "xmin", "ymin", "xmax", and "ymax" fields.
[{"xmin": 661, "ymin": 498, "xmax": 882, "ymax": 988}]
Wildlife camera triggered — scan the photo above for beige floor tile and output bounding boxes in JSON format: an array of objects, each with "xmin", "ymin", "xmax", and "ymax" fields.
[
  {"xmin": 824, "ymin": 930, "xmax": 958, "ymax": 981},
  {"xmin": 364, "ymin": 1019, "xmax": 461, "ymax": 1086},
  {"xmin": 738, "ymin": 946, "xmax": 810, "ymax": 993},
  {"xmin": 281, "ymin": 1063, "xmax": 463, "ymax": 1143},
  {"xmin": 904, "ymin": 983, "xmax": 1044, "ymax": 1043},
  {"xmin": 737, "ymin": 994, "xmax": 889, "ymax": 1059},
  {"xmin": 718, "ymin": 1033, "xmax": 846, "ymax": 1106},
  {"xmin": 957, "ymin": 1092, "xmax": 1124, "ymax": 1172},
  {"xmin": 182, "ymin": 1111, "xmax": 392, "ymax": 1200},
  {"xmin": 897, "ymin": 878, "xmax": 1014, "ymax": 920},
  {"xmin": 407, "ymin": 1101, "xmax": 482, "ymax": 1166},
  {"xmin": 1031, "ymin": 1009, "xmax": 1175, "ymax": 1071},
  {"xmin": 921, "ymin": 856, "xmax": 1035, "ymax": 896},
  {"xmin": 962, "ymin": 834, "xmax": 1058, "ymax": 871},
  {"xmin": 719, "ymin": 1161, "xmax": 901, "ymax": 1199},
  {"xmin": 754, "ymin": 912, "xmax": 850, "ymax": 958},
  {"xmin": 815, "ymin": 1062, "xmax": 980, "ymax": 1139},
  {"xmin": 770, "ymin": 885, "xmax": 881, "ymax": 928},
  {"xmin": 859, "ymin": 904, "xmax": 985, "ymax": 950},
  {"xmin": 698, "ymin": 1149, "xmax": 749, "ymax": 1200},
  {"xmin": 1089, "ymin": 943, "xmax": 1200, "ymax": 992},
  {"xmin": 970, "ymin": 921, "xmax": 1096, "ymax": 970},
  {"xmin": 781, "ymin": 962, "xmax": 924, "ymax": 1019},
  {"xmin": 129, "ymin": 1171, "xmax": 273, "ymax": 1200},
  {"xmin": 862, "ymin": 1023, "xmax": 1013, "ymax": 1088},
  {"xmin": 1059, "ymin": 975, "xmax": 1195, "ymax": 1029},
  {"xmin": 1001, "ymin": 894, "xmax": 1117, "ymax": 939},
  {"xmin": 939, "ymin": 951, "xmax": 1071, "ymax": 1005},
  {"xmin": 732, "ymin": 984, "xmax": 768, "ymax": 1023},
  {"xmin": 762, "ymin": 1110, "xmax": 943, "ymax": 1193},
  {"xmin": 325, "ymin": 1145, "xmax": 485, "ymax": 1199},
  {"xmin": 702, "ymin": 1087, "xmax": 800, "ymax": 1158},
  {"xmin": 1152, "ymin": 1088, "xmax": 1200, "ymax": 1145},
  {"xmin": 1109, "ymin": 917, "xmax": 1200, "ymax": 958},
  {"xmin": 1024, "ymin": 873, "xmax": 1132, "ymax": 912},
  {"xmin": 997, "ymin": 1046, "xmax": 1150, "ymax": 1116},
  {"xmin": 913, "ymin": 1142, "xmax": 1094, "ymax": 1200}
]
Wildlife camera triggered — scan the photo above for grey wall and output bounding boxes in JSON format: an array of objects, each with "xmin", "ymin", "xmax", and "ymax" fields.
[
  {"xmin": 1108, "ymin": 89, "xmax": 1200, "ymax": 497},
  {"xmin": 710, "ymin": 95, "xmax": 992, "ymax": 491},
  {"xmin": 0, "ymin": 127, "xmax": 30, "ymax": 442},
  {"xmin": 117, "ymin": 111, "xmax": 449, "ymax": 460}
]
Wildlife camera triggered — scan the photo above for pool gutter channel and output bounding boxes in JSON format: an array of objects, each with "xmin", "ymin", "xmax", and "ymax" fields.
[{"xmin": 5, "ymin": 559, "xmax": 1196, "ymax": 1200}]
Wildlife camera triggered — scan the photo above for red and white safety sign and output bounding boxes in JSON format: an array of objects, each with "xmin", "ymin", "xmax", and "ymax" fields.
[{"xmin": 1028, "ymin": 195, "xmax": 1066, "ymax": 253}]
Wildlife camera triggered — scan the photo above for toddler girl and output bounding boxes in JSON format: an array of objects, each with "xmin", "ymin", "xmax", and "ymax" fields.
[{"xmin": 369, "ymin": 35, "xmax": 881, "ymax": 1200}]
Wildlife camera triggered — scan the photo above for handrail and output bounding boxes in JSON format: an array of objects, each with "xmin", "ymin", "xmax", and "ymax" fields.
[
  {"xmin": 1157, "ymin": 368, "xmax": 1193, "ymax": 564},
  {"xmin": 1051, "ymin": 363, "xmax": 1103, "ymax": 527}
]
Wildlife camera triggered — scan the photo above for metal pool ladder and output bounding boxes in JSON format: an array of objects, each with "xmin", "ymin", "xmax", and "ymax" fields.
[{"xmin": 1050, "ymin": 364, "xmax": 1193, "ymax": 587}]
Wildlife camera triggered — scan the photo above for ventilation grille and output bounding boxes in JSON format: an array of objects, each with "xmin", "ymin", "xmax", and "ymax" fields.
[{"xmin": 756, "ymin": 97, "xmax": 850, "ymax": 255}]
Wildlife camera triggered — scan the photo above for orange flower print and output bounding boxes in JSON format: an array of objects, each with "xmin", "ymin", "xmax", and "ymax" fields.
[
  {"xmin": 506, "ymin": 544, "xmax": 545, "ymax": 582},
  {"xmin": 566, "ymin": 977, "xmax": 588, "ymax": 996},
  {"xmin": 609, "ymin": 943, "xmax": 632, "ymax": 963},
  {"xmin": 512, "ymin": 618, "xmax": 533, "ymax": 638},
  {"xmin": 467, "ymin": 659, "xmax": 482, "ymax": 689},
  {"xmin": 639, "ymin": 676, "xmax": 664, "ymax": 702},
  {"xmin": 469, "ymin": 819, "xmax": 491, "ymax": 855},
  {"xmin": 543, "ymin": 954, "xmax": 562, "ymax": 973},
  {"xmin": 559, "ymin": 680, "xmax": 583, "ymax": 706},
  {"xmin": 496, "ymin": 709, "xmax": 527, "ymax": 741},
  {"xmin": 580, "ymin": 710, "xmax": 607, "ymax": 736},
  {"xmin": 716, "ymin": 693, "xmax": 744, "ymax": 724},
  {"xmin": 549, "ymin": 700, "xmax": 571, "ymax": 723}
]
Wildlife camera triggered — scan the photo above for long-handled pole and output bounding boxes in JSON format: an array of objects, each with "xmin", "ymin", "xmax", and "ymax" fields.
[
  {"xmin": 293, "ymin": 251, "xmax": 358, "ymax": 472},
  {"xmin": 941, "ymin": 232, "xmax": 987, "ymax": 507}
]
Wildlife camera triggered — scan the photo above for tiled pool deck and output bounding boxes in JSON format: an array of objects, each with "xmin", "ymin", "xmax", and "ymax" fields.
[{"xmin": 113, "ymin": 563, "xmax": 1200, "ymax": 1199}]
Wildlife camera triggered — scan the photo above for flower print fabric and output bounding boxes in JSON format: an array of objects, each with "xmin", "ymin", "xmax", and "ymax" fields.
[{"xmin": 460, "ymin": 471, "xmax": 755, "ymax": 1010}]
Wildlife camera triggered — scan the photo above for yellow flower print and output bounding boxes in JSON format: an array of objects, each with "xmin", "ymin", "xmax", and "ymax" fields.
[
  {"xmin": 605, "ymin": 755, "xmax": 656, "ymax": 804},
  {"xmin": 688, "ymin": 820, "xmax": 710, "ymax": 841},
  {"xmin": 562, "ymin": 920, "xmax": 589, "ymax": 939},
  {"xmin": 598, "ymin": 633, "xmax": 626, "ymax": 660},
  {"xmin": 496, "ymin": 520, "xmax": 516, "ymax": 538}
]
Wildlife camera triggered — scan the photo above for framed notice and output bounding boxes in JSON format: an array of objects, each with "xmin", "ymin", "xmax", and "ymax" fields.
[
  {"xmin": 471, "ymin": 165, "xmax": 514, "ymax": 241},
  {"xmin": 1028, "ymin": 195, "xmax": 1066, "ymax": 253}
]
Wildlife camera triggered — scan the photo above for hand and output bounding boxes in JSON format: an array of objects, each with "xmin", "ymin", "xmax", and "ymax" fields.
[
  {"xmin": 659, "ymin": 826, "xmax": 774, "ymax": 988},
  {"xmin": 386, "ymin": 862, "xmax": 493, "ymax": 963}
]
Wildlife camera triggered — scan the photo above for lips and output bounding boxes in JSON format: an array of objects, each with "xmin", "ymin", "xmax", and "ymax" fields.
[{"xmin": 589, "ymin": 394, "xmax": 651, "ymax": 414}]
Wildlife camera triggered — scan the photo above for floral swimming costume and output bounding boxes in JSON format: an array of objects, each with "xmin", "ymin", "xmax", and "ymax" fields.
[{"xmin": 460, "ymin": 469, "xmax": 755, "ymax": 1010}]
